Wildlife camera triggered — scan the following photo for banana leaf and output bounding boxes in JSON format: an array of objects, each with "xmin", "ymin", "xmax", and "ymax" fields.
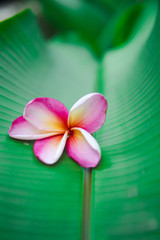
[
  {"xmin": 0, "ymin": 0, "xmax": 160, "ymax": 239},
  {"xmin": 39, "ymin": 0, "xmax": 109, "ymax": 39},
  {"xmin": 0, "ymin": 10, "xmax": 98, "ymax": 240},
  {"xmin": 92, "ymin": 1, "xmax": 160, "ymax": 239}
]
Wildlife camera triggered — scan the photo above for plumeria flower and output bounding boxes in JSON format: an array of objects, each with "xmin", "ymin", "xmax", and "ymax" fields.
[{"xmin": 9, "ymin": 93, "xmax": 108, "ymax": 168}]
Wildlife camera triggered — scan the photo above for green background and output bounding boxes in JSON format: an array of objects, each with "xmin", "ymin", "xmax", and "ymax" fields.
[{"xmin": 0, "ymin": 0, "xmax": 160, "ymax": 239}]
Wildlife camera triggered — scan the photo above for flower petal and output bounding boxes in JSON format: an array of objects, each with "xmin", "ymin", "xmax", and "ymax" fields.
[
  {"xmin": 68, "ymin": 93, "xmax": 108, "ymax": 133},
  {"xmin": 24, "ymin": 98, "xmax": 69, "ymax": 132},
  {"xmin": 33, "ymin": 131, "xmax": 68, "ymax": 165},
  {"xmin": 9, "ymin": 116, "xmax": 56, "ymax": 140},
  {"xmin": 66, "ymin": 127, "xmax": 101, "ymax": 168}
]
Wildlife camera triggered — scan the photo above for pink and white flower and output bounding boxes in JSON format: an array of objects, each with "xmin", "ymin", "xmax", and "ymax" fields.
[{"xmin": 9, "ymin": 93, "xmax": 108, "ymax": 168}]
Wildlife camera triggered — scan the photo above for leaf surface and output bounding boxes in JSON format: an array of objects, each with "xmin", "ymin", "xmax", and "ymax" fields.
[
  {"xmin": 0, "ymin": 10, "xmax": 98, "ymax": 240},
  {"xmin": 91, "ymin": 1, "xmax": 160, "ymax": 239},
  {"xmin": 0, "ymin": 0, "xmax": 160, "ymax": 239},
  {"xmin": 40, "ymin": 0, "xmax": 108, "ymax": 38}
]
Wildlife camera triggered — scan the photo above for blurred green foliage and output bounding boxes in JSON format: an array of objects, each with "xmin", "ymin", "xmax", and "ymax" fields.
[
  {"xmin": 0, "ymin": 0, "xmax": 160, "ymax": 240},
  {"xmin": 40, "ymin": 0, "xmax": 146, "ymax": 55}
]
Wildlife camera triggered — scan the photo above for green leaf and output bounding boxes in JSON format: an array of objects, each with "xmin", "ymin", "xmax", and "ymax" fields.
[
  {"xmin": 98, "ymin": 0, "xmax": 157, "ymax": 51},
  {"xmin": 94, "ymin": 0, "xmax": 134, "ymax": 10},
  {"xmin": 0, "ymin": 9, "xmax": 98, "ymax": 240},
  {"xmin": 91, "ymin": 0, "xmax": 160, "ymax": 239},
  {"xmin": 40, "ymin": 0, "xmax": 108, "ymax": 38},
  {"xmin": 1, "ymin": 0, "xmax": 160, "ymax": 239}
]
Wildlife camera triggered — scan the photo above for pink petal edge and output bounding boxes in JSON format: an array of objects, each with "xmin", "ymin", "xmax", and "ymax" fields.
[
  {"xmin": 24, "ymin": 97, "xmax": 69, "ymax": 132},
  {"xmin": 33, "ymin": 131, "xmax": 68, "ymax": 165},
  {"xmin": 9, "ymin": 116, "xmax": 56, "ymax": 140},
  {"xmin": 66, "ymin": 127, "xmax": 101, "ymax": 168},
  {"xmin": 68, "ymin": 93, "xmax": 108, "ymax": 134}
]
